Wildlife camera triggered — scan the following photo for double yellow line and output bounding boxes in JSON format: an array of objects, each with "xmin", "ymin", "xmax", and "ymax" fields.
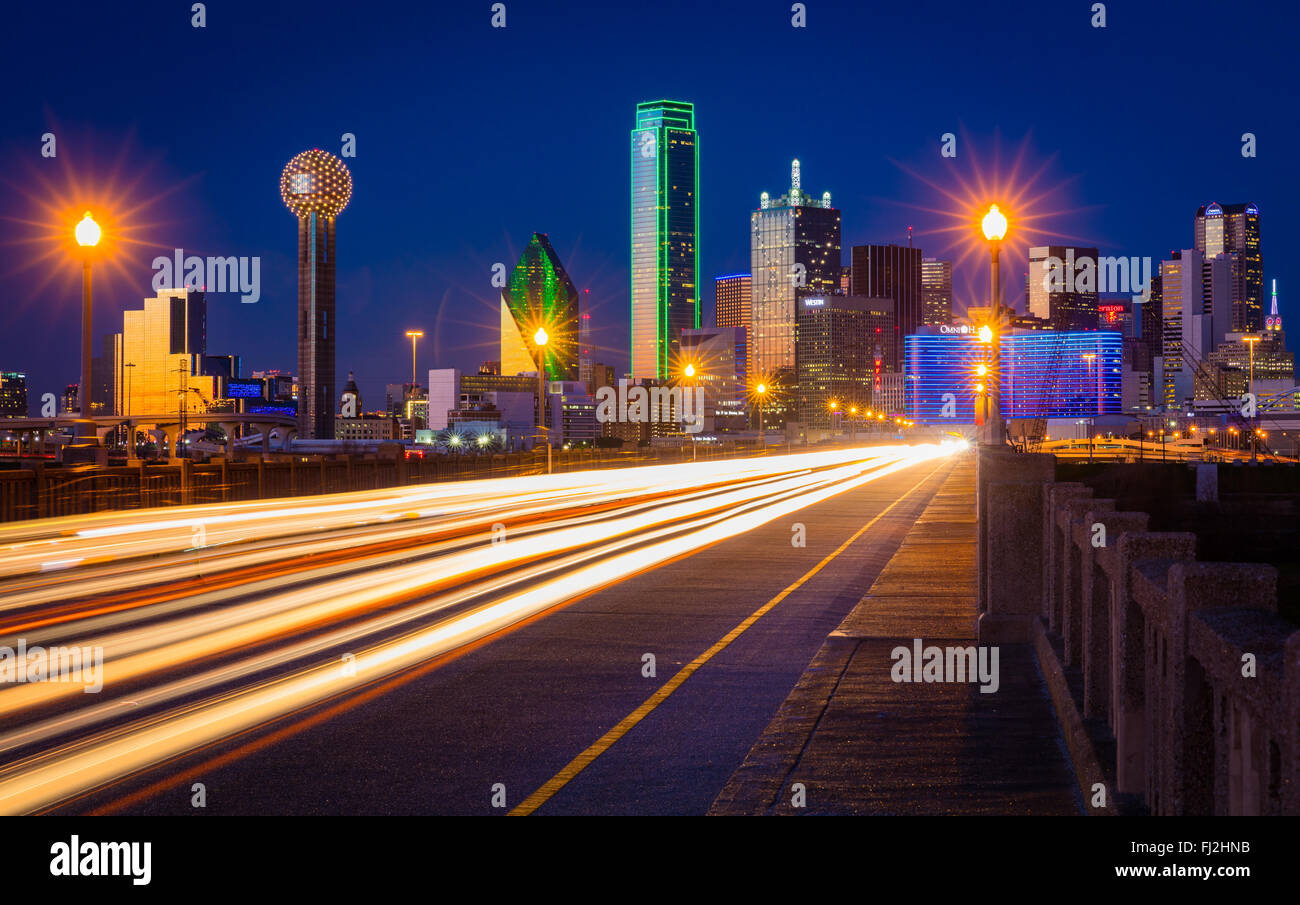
[{"xmin": 509, "ymin": 458, "xmax": 950, "ymax": 815}]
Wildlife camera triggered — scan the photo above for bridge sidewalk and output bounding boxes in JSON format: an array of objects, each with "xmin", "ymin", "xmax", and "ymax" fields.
[{"xmin": 709, "ymin": 453, "xmax": 1082, "ymax": 815}]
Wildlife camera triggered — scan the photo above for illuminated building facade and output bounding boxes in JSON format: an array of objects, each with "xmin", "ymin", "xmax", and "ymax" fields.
[
  {"xmin": 921, "ymin": 258, "xmax": 953, "ymax": 326},
  {"xmin": 850, "ymin": 244, "xmax": 921, "ymax": 368},
  {"xmin": 1161, "ymin": 248, "xmax": 1236, "ymax": 407},
  {"xmin": 631, "ymin": 100, "xmax": 699, "ymax": 380},
  {"xmin": 1195, "ymin": 202, "xmax": 1262, "ymax": 332},
  {"xmin": 680, "ymin": 325, "xmax": 747, "ymax": 431},
  {"xmin": 1205, "ymin": 325, "xmax": 1295, "ymax": 401},
  {"xmin": 1097, "ymin": 297, "xmax": 1135, "ymax": 336},
  {"xmin": 500, "ymin": 232, "xmax": 580, "ymax": 381},
  {"xmin": 715, "ymin": 273, "xmax": 751, "ymax": 331},
  {"xmin": 105, "ymin": 289, "xmax": 220, "ymax": 419},
  {"xmin": 750, "ymin": 160, "xmax": 840, "ymax": 379},
  {"xmin": 1027, "ymin": 246, "xmax": 1100, "ymax": 331},
  {"xmin": 0, "ymin": 372, "xmax": 28, "ymax": 417},
  {"xmin": 281, "ymin": 148, "xmax": 352, "ymax": 439},
  {"xmin": 903, "ymin": 329, "xmax": 1122, "ymax": 424},
  {"xmin": 1001, "ymin": 331, "xmax": 1123, "ymax": 418},
  {"xmin": 795, "ymin": 295, "xmax": 895, "ymax": 428}
]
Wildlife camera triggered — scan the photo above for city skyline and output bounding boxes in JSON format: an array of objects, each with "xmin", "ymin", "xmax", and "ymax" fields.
[
  {"xmin": 0, "ymin": 0, "xmax": 1296, "ymax": 844},
  {"xmin": 1, "ymin": 2, "xmax": 1294, "ymax": 413}
]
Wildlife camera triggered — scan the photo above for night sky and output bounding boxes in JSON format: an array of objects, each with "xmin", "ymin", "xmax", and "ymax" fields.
[{"xmin": 2, "ymin": 0, "xmax": 1295, "ymax": 410}]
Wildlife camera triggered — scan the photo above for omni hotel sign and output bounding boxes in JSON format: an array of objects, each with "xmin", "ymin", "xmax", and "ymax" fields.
[{"xmin": 938, "ymin": 324, "xmax": 977, "ymax": 335}]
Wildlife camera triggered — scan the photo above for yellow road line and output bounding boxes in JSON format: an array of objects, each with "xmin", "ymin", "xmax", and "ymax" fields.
[{"xmin": 509, "ymin": 456, "xmax": 953, "ymax": 816}]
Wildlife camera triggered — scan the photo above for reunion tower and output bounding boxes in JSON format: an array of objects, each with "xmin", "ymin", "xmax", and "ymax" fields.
[{"xmin": 281, "ymin": 149, "xmax": 352, "ymax": 439}]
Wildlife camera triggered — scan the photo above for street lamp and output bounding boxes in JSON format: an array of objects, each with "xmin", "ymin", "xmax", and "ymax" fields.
[
  {"xmin": 683, "ymin": 362, "xmax": 700, "ymax": 461},
  {"xmin": 1243, "ymin": 334, "xmax": 1260, "ymax": 463},
  {"xmin": 1081, "ymin": 352, "xmax": 1098, "ymax": 462},
  {"xmin": 74, "ymin": 212, "xmax": 101, "ymax": 447},
  {"xmin": 405, "ymin": 330, "xmax": 423, "ymax": 392},
  {"xmin": 533, "ymin": 326, "xmax": 551, "ymax": 473},
  {"xmin": 977, "ymin": 204, "xmax": 1007, "ymax": 446},
  {"xmin": 755, "ymin": 382, "xmax": 767, "ymax": 450}
]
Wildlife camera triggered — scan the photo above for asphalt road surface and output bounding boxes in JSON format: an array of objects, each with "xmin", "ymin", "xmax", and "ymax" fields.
[{"xmin": 0, "ymin": 443, "xmax": 960, "ymax": 815}]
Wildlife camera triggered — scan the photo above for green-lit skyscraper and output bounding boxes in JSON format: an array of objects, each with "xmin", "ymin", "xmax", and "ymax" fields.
[
  {"xmin": 500, "ymin": 232, "xmax": 580, "ymax": 381},
  {"xmin": 631, "ymin": 100, "xmax": 699, "ymax": 380}
]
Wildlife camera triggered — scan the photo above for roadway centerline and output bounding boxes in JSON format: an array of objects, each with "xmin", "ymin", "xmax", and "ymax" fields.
[{"xmin": 508, "ymin": 457, "xmax": 952, "ymax": 816}]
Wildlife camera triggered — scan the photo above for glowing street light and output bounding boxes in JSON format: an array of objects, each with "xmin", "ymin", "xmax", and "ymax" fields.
[
  {"xmin": 73, "ymin": 212, "xmax": 102, "ymax": 447},
  {"xmin": 683, "ymin": 363, "xmax": 701, "ymax": 460},
  {"xmin": 532, "ymin": 326, "xmax": 551, "ymax": 473},
  {"xmin": 75, "ymin": 212, "xmax": 101, "ymax": 247},
  {"xmin": 976, "ymin": 203, "xmax": 1009, "ymax": 446},
  {"xmin": 981, "ymin": 203, "xmax": 1008, "ymax": 242},
  {"xmin": 405, "ymin": 330, "xmax": 423, "ymax": 391}
]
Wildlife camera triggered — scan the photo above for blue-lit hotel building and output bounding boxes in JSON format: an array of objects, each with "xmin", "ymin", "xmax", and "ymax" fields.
[{"xmin": 904, "ymin": 328, "xmax": 1123, "ymax": 424}]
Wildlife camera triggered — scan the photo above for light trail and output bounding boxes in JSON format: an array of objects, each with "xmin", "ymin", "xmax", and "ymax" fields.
[{"xmin": 0, "ymin": 442, "xmax": 959, "ymax": 814}]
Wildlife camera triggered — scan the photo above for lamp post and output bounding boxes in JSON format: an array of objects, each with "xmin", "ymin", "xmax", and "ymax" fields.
[
  {"xmin": 533, "ymin": 326, "xmax": 551, "ymax": 474},
  {"xmin": 1243, "ymin": 334, "xmax": 1259, "ymax": 463},
  {"xmin": 74, "ymin": 212, "xmax": 101, "ymax": 447},
  {"xmin": 979, "ymin": 204, "xmax": 1008, "ymax": 446},
  {"xmin": 405, "ymin": 330, "xmax": 423, "ymax": 393},
  {"xmin": 684, "ymin": 362, "xmax": 699, "ymax": 461},
  {"xmin": 755, "ymin": 382, "xmax": 767, "ymax": 451},
  {"xmin": 1081, "ymin": 352, "xmax": 1097, "ymax": 463}
]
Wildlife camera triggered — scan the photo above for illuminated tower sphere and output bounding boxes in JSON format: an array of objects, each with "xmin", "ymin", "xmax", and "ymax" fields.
[{"xmin": 281, "ymin": 149, "xmax": 352, "ymax": 438}]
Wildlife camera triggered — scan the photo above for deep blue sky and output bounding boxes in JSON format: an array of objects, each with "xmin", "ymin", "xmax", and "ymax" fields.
[{"xmin": 3, "ymin": 0, "xmax": 1296, "ymax": 410}]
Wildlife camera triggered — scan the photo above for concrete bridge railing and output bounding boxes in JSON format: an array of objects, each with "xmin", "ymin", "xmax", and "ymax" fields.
[{"xmin": 979, "ymin": 447, "xmax": 1300, "ymax": 815}]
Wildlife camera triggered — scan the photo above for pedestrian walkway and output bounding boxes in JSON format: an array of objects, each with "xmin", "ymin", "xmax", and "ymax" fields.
[{"xmin": 709, "ymin": 453, "xmax": 1082, "ymax": 815}]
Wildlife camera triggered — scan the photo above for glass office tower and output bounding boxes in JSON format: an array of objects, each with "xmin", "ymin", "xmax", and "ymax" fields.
[
  {"xmin": 750, "ymin": 159, "xmax": 841, "ymax": 380},
  {"xmin": 500, "ymin": 232, "xmax": 580, "ymax": 381},
  {"xmin": 921, "ymin": 258, "xmax": 953, "ymax": 326},
  {"xmin": 1195, "ymin": 202, "xmax": 1263, "ymax": 332},
  {"xmin": 631, "ymin": 100, "xmax": 699, "ymax": 380}
]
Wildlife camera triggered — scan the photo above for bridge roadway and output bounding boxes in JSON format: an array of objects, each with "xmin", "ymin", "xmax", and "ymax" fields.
[{"xmin": 0, "ymin": 442, "xmax": 976, "ymax": 815}]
